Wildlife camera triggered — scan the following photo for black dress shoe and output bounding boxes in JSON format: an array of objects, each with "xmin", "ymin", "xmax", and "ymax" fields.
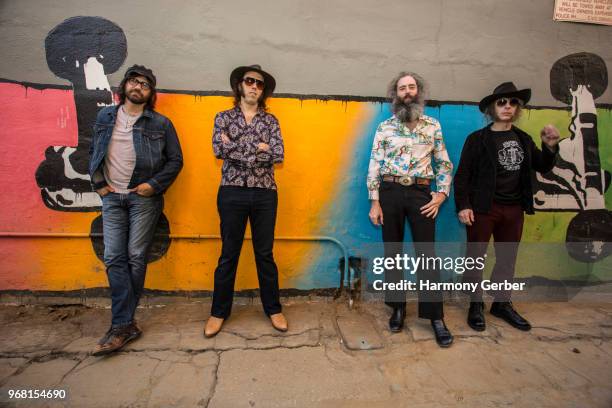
[
  {"xmin": 389, "ymin": 306, "xmax": 406, "ymax": 332},
  {"xmin": 467, "ymin": 301, "xmax": 486, "ymax": 331},
  {"xmin": 490, "ymin": 301, "xmax": 531, "ymax": 331},
  {"xmin": 431, "ymin": 319, "xmax": 453, "ymax": 347}
]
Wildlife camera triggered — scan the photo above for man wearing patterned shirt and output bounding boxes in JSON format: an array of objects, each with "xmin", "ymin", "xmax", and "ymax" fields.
[
  {"xmin": 367, "ymin": 71, "xmax": 454, "ymax": 347},
  {"xmin": 204, "ymin": 65, "xmax": 287, "ymax": 338}
]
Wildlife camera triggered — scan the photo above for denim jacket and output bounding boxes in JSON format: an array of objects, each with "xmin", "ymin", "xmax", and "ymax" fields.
[{"xmin": 89, "ymin": 105, "xmax": 183, "ymax": 195}]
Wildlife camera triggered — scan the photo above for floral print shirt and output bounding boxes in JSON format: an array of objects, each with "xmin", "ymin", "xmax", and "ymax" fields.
[
  {"xmin": 212, "ymin": 107, "xmax": 284, "ymax": 190},
  {"xmin": 366, "ymin": 114, "xmax": 453, "ymax": 200}
]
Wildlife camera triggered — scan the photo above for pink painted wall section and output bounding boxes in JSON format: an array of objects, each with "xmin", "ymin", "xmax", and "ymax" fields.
[{"xmin": 0, "ymin": 83, "xmax": 78, "ymax": 231}]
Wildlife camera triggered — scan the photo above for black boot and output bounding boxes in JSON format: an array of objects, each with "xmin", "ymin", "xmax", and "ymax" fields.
[
  {"xmin": 467, "ymin": 301, "xmax": 486, "ymax": 332},
  {"xmin": 490, "ymin": 301, "xmax": 531, "ymax": 331},
  {"xmin": 389, "ymin": 306, "xmax": 406, "ymax": 332},
  {"xmin": 431, "ymin": 319, "xmax": 453, "ymax": 348}
]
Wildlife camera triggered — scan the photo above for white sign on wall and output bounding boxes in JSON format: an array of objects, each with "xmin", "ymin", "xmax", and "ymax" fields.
[{"xmin": 553, "ymin": 0, "xmax": 612, "ymax": 25}]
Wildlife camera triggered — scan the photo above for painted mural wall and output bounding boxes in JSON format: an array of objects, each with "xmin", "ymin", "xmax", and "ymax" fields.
[{"xmin": 0, "ymin": 14, "xmax": 610, "ymax": 292}]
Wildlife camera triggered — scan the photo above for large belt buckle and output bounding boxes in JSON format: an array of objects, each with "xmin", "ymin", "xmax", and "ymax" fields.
[{"xmin": 398, "ymin": 176, "xmax": 414, "ymax": 186}]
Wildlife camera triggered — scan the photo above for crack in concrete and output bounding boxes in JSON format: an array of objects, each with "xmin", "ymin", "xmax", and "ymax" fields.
[
  {"xmin": 0, "ymin": 342, "xmax": 326, "ymax": 364},
  {"xmin": 543, "ymin": 349, "xmax": 595, "ymax": 386},
  {"xmin": 0, "ymin": 350, "xmax": 82, "ymax": 388},
  {"xmin": 221, "ymin": 327, "xmax": 319, "ymax": 341},
  {"xmin": 143, "ymin": 351, "xmax": 169, "ymax": 363},
  {"xmin": 408, "ymin": 332, "xmax": 502, "ymax": 345},
  {"xmin": 58, "ymin": 357, "xmax": 85, "ymax": 385},
  {"xmin": 203, "ymin": 351, "xmax": 221, "ymax": 408},
  {"xmin": 532, "ymin": 325, "xmax": 589, "ymax": 334},
  {"xmin": 322, "ymin": 341, "xmax": 336, "ymax": 367},
  {"xmin": 533, "ymin": 332, "xmax": 611, "ymax": 342},
  {"xmin": 143, "ymin": 359, "xmax": 163, "ymax": 408},
  {"xmin": 517, "ymin": 349, "xmax": 563, "ymax": 391},
  {"xmin": 1, "ymin": 329, "xmax": 608, "ymax": 365}
]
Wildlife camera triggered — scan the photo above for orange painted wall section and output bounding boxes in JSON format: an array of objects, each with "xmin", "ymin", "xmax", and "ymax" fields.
[{"xmin": 0, "ymin": 85, "xmax": 373, "ymax": 291}]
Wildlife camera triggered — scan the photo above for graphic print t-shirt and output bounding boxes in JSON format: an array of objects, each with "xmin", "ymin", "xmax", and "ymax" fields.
[{"xmin": 492, "ymin": 130, "xmax": 523, "ymax": 204}]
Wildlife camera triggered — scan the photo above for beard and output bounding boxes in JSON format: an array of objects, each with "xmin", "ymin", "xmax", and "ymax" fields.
[
  {"xmin": 126, "ymin": 89, "xmax": 147, "ymax": 105},
  {"xmin": 391, "ymin": 94, "xmax": 424, "ymax": 123}
]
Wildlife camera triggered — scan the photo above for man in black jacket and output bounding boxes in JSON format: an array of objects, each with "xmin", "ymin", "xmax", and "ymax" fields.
[{"xmin": 454, "ymin": 82, "xmax": 559, "ymax": 332}]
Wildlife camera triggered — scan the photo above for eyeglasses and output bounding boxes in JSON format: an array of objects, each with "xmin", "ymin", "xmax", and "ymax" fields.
[
  {"xmin": 496, "ymin": 97, "xmax": 522, "ymax": 107},
  {"xmin": 242, "ymin": 76, "xmax": 265, "ymax": 90},
  {"xmin": 127, "ymin": 77, "xmax": 152, "ymax": 91}
]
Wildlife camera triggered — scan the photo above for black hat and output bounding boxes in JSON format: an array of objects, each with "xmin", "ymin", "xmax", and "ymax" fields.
[
  {"xmin": 230, "ymin": 64, "xmax": 276, "ymax": 95},
  {"xmin": 124, "ymin": 64, "xmax": 156, "ymax": 88},
  {"xmin": 478, "ymin": 82, "xmax": 531, "ymax": 112}
]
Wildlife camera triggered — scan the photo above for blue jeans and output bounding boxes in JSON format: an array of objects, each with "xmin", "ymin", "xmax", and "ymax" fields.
[{"xmin": 102, "ymin": 192, "xmax": 163, "ymax": 327}]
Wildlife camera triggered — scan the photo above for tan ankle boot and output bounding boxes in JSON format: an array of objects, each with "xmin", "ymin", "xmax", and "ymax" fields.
[
  {"xmin": 204, "ymin": 316, "xmax": 224, "ymax": 338},
  {"xmin": 270, "ymin": 313, "xmax": 288, "ymax": 332}
]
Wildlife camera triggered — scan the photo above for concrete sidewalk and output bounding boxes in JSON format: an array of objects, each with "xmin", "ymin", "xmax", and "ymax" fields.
[{"xmin": 0, "ymin": 297, "xmax": 610, "ymax": 408}]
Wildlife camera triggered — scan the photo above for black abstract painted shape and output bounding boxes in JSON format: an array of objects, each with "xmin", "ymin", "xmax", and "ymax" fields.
[
  {"xmin": 536, "ymin": 52, "xmax": 611, "ymax": 263},
  {"xmin": 36, "ymin": 16, "xmax": 171, "ymax": 264},
  {"xmin": 566, "ymin": 210, "xmax": 612, "ymax": 263},
  {"xmin": 36, "ymin": 16, "xmax": 127, "ymax": 211},
  {"xmin": 550, "ymin": 52, "xmax": 608, "ymax": 105},
  {"xmin": 45, "ymin": 16, "xmax": 127, "ymax": 88}
]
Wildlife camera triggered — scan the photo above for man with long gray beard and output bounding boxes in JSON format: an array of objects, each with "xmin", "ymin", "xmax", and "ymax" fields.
[{"xmin": 367, "ymin": 72, "xmax": 454, "ymax": 347}]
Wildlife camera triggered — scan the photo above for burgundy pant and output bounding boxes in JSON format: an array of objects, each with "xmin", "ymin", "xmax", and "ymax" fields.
[{"xmin": 462, "ymin": 202, "xmax": 524, "ymax": 302}]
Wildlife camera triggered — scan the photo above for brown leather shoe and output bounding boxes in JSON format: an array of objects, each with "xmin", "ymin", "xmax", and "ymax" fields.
[
  {"xmin": 270, "ymin": 313, "xmax": 288, "ymax": 332},
  {"xmin": 129, "ymin": 320, "xmax": 143, "ymax": 340},
  {"xmin": 92, "ymin": 326, "xmax": 137, "ymax": 356},
  {"xmin": 204, "ymin": 316, "xmax": 224, "ymax": 338}
]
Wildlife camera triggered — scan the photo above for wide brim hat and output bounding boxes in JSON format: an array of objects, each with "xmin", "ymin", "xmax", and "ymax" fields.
[
  {"xmin": 230, "ymin": 64, "xmax": 276, "ymax": 95},
  {"xmin": 478, "ymin": 82, "xmax": 531, "ymax": 112}
]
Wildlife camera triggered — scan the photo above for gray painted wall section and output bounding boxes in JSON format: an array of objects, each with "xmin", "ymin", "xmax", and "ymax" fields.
[{"xmin": 0, "ymin": 0, "xmax": 610, "ymax": 105}]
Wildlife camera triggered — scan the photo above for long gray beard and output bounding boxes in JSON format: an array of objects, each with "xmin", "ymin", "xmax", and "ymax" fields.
[{"xmin": 392, "ymin": 99, "xmax": 424, "ymax": 123}]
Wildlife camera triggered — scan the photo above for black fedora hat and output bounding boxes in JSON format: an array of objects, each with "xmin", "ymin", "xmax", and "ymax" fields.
[
  {"xmin": 478, "ymin": 82, "xmax": 531, "ymax": 112},
  {"xmin": 230, "ymin": 64, "xmax": 276, "ymax": 95}
]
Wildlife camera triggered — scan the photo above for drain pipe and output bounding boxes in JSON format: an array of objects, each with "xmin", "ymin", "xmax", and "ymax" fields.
[{"xmin": 0, "ymin": 232, "xmax": 352, "ymax": 307}]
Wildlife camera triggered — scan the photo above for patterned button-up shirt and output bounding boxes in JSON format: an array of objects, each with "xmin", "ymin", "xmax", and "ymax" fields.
[
  {"xmin": 212, "ymin": 106, "xmax": 284, "ymax": 190},
  {"xmin": 367, "ymin": 114, "xmax": 453, "ymax": 200}
]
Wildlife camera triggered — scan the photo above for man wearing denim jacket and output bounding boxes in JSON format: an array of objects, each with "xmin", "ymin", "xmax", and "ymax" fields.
[{"xmin": 89, "ymin": 65, "xmax": 183, "ymax": 356}]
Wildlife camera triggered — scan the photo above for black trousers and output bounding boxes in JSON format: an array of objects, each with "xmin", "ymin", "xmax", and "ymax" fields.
[
  {"xmin": 379, "ymin": 181, "xmax": 443, "ymax": 320},
  {"xmin": 211, "ymin": 186, "xmax": 282, "ymax": 318}
]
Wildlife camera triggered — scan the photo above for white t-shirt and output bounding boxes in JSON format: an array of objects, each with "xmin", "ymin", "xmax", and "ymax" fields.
[{"xmin": 103, "ymin": 106, "xmax": 140, "ymax": 193}]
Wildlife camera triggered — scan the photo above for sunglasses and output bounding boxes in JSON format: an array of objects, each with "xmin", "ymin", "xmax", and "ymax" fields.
[
  {"xmin": 127, "ymin": 77, "xmax": 152, "ymax": 91},
  {"xmin": 496, "ymin": 97, "xmax": 522, "ymax": 107},
  {"xmin": 242, "ymin": 76, "xmax": 265, "ymax": 90}
]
